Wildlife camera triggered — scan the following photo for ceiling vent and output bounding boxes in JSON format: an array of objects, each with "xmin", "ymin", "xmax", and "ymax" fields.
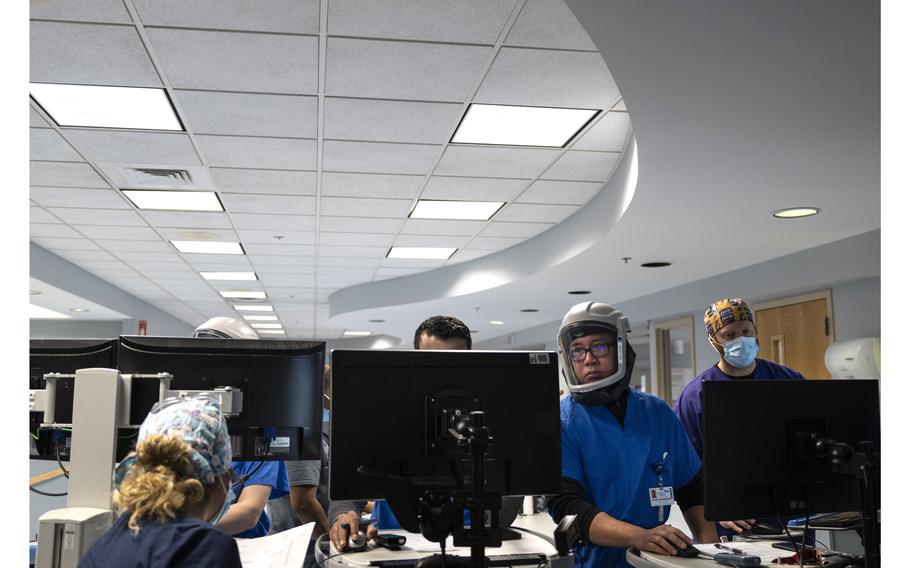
[
  {"xmin": 123, "ymin": 168, "xmax": 193, "ymax": 187},
  {"xmin": 94, "ymin": 163, "xmax": 217, "ymax": 191}
]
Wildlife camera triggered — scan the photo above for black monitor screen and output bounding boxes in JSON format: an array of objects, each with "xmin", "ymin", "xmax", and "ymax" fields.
[
  {"xmin": 117, "ymin": 335, "xmax": 325, "ymax": 461},
  {"xmin": 329, "ymin": 349, "xmax": 562, "ymax": 504},
  {"xmin": 702, "ymin": 379, "xmax": 880, "ymax": 520},
  {"xmin": 30, "ymin": 339, "xmax": 118, "ymax": 460}
]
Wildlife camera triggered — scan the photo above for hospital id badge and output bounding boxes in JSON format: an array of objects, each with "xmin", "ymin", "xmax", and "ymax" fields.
[{"xmin": 649, "ymin": 486, "xmax": 674, "ymax": 507}]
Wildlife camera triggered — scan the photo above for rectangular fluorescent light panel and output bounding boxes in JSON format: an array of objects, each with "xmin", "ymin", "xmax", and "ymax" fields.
[
  {"xmin": 258, "ymin": 330, "xmax": 286, "ymax": 335},
  {"xmin": 410, "ymin": 200, "xmax": 504, "ymax": 221},
  {"xmin": 30, "ymin": 83, "xmax": 183, "ymax": 131},
  {"xmin": 219, "ymin": 291, "xmax": 267, "ymax": 300},
  {"xmin": 234, "ymin": 304, "xmax": 274, "ymax": 312},
  {"xmin": 171, "ymin": 241, "xmax": 244, "ymax": 255},
  {"xmin": 343, "ymin": 330, "xmax": 372, "ymax": 337},
  {"xmin": 251, "ymin": 323, "xmax": 283, "ymax": 329},
  {"xmin": 243, "ymin": 315, "xmax": 279, "ymax": 321},
  {"xmin": 451, "ymin": 103, "xmax": 599, "ymax": 147},
  {"xmin": 387, "ymin": 247, "xmax": 457, "ymax": 260},
  {"xmin": 30, "ymin": 304, "xmax": 72, "ymax": 319},
  {"xmin": 200, "ymin": 272, "xmax": 257, "ymax": 281},
  {"xmin": 123, "ymin": 190, "xmax": 223, "ymax": 212}
]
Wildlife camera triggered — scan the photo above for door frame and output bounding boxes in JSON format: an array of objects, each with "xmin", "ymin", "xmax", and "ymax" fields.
[
  {"xmin": 751, "ymin": 289, "xmax": 835, "ymax": 345},
  {"xmin": 649, "ymin": 316, "xmax": 695, "ymax": 403}
]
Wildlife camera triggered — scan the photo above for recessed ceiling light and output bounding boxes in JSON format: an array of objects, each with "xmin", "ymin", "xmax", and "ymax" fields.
[
  {"xmin": 343, "ymin": 330, "xmax": 372, "ymax": 337},
  {"xmin": 219, "ymin": 291, "xmax": 267, "ymax": 300},
  {"xmin": 30, "ymin": 290, "xmax": 42, "ymax": 295},
  {"xmin": 200, "ymin": 272, "xmax": 258, "ymax": 281},
  {"xmin": 243, "ymin": 315, "xmax": 279, "ymax": 322},
  {"xmin": 410, "ymin": 200, "xmax": 505, "ymax": 221},
  {"xmin": 258, "ymin": 329, "xmax": 286, "ymax": 335},
  {"xmin": 30, "ymin": 305, "xmax": 71, "ymax": 319},
  {"xmin": 489, "ymin": 320, "xmax": 505, "ymax": 325},
  {"xmin": 234, "ymin": 304, "xmax": 273, "ymax": 312},
  {"xmin": 30, "ymin": 83, "xmax": 183, "ymax": 130},
  {"xmin": 640, "ymin": 261, "xmax": 672, "ymax": 268},
  {"xmin": 387, "ymin": 247, "xmax": 457, "ymax": 260},
  {"xmin": 69, "ymin": 307, "xmax": 90, "ymax": 313},
  {"xmin": 178, "ymin": 231, "xmax": 222, "ymax": 240},
  {"xmin": 772, "ymin": 207, "xmax": 821, "ymax": 219},
  {"xmin": 520, "ymin": 309, "xmax": 539, "ymax": 313},
  {"xmin": 250, "ymin": 323, "xmax": 283, "ymax": 329},
  {"xmin": 171, "ymin": 240, "xmax": 244, "ymax": 255},
  {"xmin": 368, "ymin": 319, "xmax": 386, "ymax": 323},
  {"xmin": 451, "ymin": 103, "xmax": 599, "ymax": 147},
  {"xmin": 568, "ymin": 290, "xmax": 591, "ymax": 295},
  {"xmin": 123, "ymin": 190, "xmax": 223, "ymax": 212}
]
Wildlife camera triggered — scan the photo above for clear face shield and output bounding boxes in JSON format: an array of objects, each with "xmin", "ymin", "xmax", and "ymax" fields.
[{"xmin": 558, "ymin": 321, "xmax": 627, "ymax": 395}]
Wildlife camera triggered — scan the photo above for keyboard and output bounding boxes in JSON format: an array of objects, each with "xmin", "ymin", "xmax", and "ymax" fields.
[{"xmin": 370, "ymin": 553, "xmax": 546, "ymax": 567}]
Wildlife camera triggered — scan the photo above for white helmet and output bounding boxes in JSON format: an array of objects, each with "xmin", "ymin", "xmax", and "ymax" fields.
[
  {"xmin": 557, "ymin": 301, "xmax": 636, "ymax": 405},
  {"xmin": 193, "ymin": 316, "xmax": 259, "ymax": 340}
]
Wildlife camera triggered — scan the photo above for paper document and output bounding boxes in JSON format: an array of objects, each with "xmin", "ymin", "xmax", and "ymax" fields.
[
  {"xmin": 694, "ymin": 542, "xmax": 794, "ymax": 565},
  {"xmin": 236, "ymin": 522, "xmax": 315, "ymax": 568}
]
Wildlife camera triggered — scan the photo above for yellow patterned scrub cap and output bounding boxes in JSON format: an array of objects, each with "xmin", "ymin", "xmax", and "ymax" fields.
[{"xmin": 704, "ymin": 298, "xmax": 754, "ymax": 336}]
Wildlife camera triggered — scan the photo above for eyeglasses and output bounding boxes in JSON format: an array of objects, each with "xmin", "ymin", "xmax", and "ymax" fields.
[{"xmin": 569, "ymin": 342, "xmax": 615, "ymax": 362}]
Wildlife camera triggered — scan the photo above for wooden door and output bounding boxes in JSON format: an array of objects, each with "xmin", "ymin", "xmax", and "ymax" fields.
[{"xmin": 754, "ymin": 298, "xmax": 832, "ymax": 379}]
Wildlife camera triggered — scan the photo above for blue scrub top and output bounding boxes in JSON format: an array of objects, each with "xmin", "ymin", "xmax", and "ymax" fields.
[
  {"xmin": 231, "ymin": 460, "xmax": 290, "ymax": 538},
  {"xmin": 558, "ymin": 390, "xmax": 702, "ymax": 568}
]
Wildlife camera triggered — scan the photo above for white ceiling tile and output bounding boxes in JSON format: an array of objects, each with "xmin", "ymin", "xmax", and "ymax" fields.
[
  {"xmin": 479, "ymin": 221, "xmax": 552, "ymax": 238},
  {"xmin": 31, "ymin": 161, "xmax": 109, "ymax": 188},
  {"xmin": 133, "ymin": 0, "xmax": 319, "ymax": 33},
  {"xmin": 324, "ymin": 98, "xmax": 464, "ymax": 144},
  {"xmin": 125, "ymin": 261, "xmax": 194, "ymax": 273},
  {"xmin": 174, "ymin": 90, "xmax": 318, "ymax": 138},
  {"xmin": 96, "ymin": 240, "xmax": 175, "ymax": 253},
  {"xmin": 317, "ymin": 245, "xmax": 389, "ymax": 258},
  {"xmin": 211, "ymin": 168, "xmax": 317, "ymax": 196},
  {"xmin": 30, "ymin": 223, "xmax": 82, "ymax": 238},
  {"xmin": 30, "ymin": 129, "xmax": 82, "ymax": 162},
  {"xmin": 323, "ymin": 140, "xmax": 440, "ymax": 175},
  {"xmin": 256, "ymin": 265, "xmax": 316, "ymax": 275},
  {"xmin": 494, "ymin": 203, "xmax": 579, "ymax": 223},
  {"xmin": 394, "ymin": 234, "xmax": 470, "ymax": 248},
  {"xmin": 265, "ymin": 288, "xmax": 317, "ymax": 302},
  {"xmin": 318, "ymin": 216, "xmax": 403, "ymax": 234},
  {"xmin": 244, "ymin": 243, "xmax": 315, "ymax": 256},
  {"xmin": 422, "ymin": 176, "xmax": 528, "ymax": 201},
  {"xmin": 48, "ymin": 207, "xmax": 146, "ymax": 227},
  {"xmin": 435, "ymin": 146, "xmax": 559, "ymax": 178},
  {"xmin": 31, "ymin": 108, "xmax": 51, "ymax": 128},
  {"xmin": 232, "ymin": 213, "xmax": 315, "ymax": 231},
  {"xmin": 221, "ymin": 193, "xmax": 315, "ymax": 215},
  {"xmin": 146, "ymin": 28, "xmax": 318, "ymax": 93},
  {"xmin": 31, "ymin": 187, "xmax": 130, "ymax": 209},
  {"xmin": 64, "ymin": 130, "xmax": 201, "ymax": 165},
  {"xmin": 317, "ymin": 266, "xmax": 376, "ymax": 277},
  {"xmin": 252, "ymin": 255, "xmax": 315, "ymax": 266},
  {"xmin": 465, "ymin": 236, "xmax": 524, "ymax": 250},
  {"xmin": 542, "ymin": 151, "xmax": 621, "ymax": 182},
  {"xmin": 317, "ymin": 256, "xmax": 383, "ymax": 268},
  {"xmin": 183, "ymin": 254, "xmax": 253, "ymax": 267},
  {"xmin": 321, "ymin": 172, "xmax": 425, "ymax": 199},
  {"xmin": 517, "ymin": 180, "xmax": 603, "ymax": 205},
  {"xmin": 447, "ymin": 249, "xmax": 494, "ymax": 264},
  {"xmin": 400, "ymin": 219, "xmax": 486, "ymax": 236},
  {"xmin": 374, "ymin": 266, "xmax": 427, "ymax": 277},
  {"xmin": 30, "ymin": 207, "xmax": 60, "ymax": 224},
  {"xmin": 141, "ymin": 211, "xmax": 234, "ymax": 230},
  {"xmin": 320, "ymin": 196, "xmax": 413, "ymax": 218},
  {"xmin": 381, "ymin": 258, "xmax": 447, "ymax": 268},
  {"xmin": 327, "ymin": 0, "xmax": 515, "ymax": 43},
  {"xmin": 613, "ymin": 99, "xmax": 627, "ymax": 112},
  {"xmin": 31, "ymin": 237, "xmax": 101, "ymax": 251},
  {"xmin": 317, "ymin": 275, "xmax": 370, "ymax": 287},
  {"xmin": 504, "ymin": 0, "xmax": 599, "ymax": 51},
  {"xmin": 325, "ymin": 37, "xmax": 491, "ymax": 102},
  {"xmin": 54, "ymin": 249, "xmax": 118, "ymax": 262},
  {"xmin": 196, "ymin": 136, "xmax": 316, "ymax": 170},
  {"xmin": 155, "ymin": 228, "xmax": 238, "ymax": 242},
  {"xmin": 31, "ymin": 22, "xmax": 161, "ymax": 87},
  {"xmin": 474, "ymin": 47, "xmax": 618, "ymax": 108},
  {"xmin": 74, "ymin": 259, "xmax": 134, "ymax": 271},
  {"xmin": 317, "ymin": 232, "xmax": 395, "ymax": 247},
  {"xmin": 31, "ymin": 0, "xmax": 133, "ymax": 24},
  {"xmin": 572, "ymin": 111, "xmax": 631, "ymax": 152},
  {"xmin": 77, "ymin": 226, "xmax": 161, "ymax": 240},
  {"xmin": 259, "ymin": 274, "xmax": 317, "ymax": 287},
  {"xmin": 238, "ymin": 230, "xmax": 315, "ymax": 244}
]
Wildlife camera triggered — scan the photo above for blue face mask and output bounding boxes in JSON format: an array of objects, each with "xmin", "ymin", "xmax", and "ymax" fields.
[
  {"xmin": 209, "ymin": 480, "xmax": 235, "ymax": 525},
  {"xmin": 722, "ymin": 336, "xmax": 759, "ymax": 368}
]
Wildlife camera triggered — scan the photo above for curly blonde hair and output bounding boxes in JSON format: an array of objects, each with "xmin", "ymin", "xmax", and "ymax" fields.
[{"xmin": 115, "ymin": 434, "xmax": 207, "ymax": 535}]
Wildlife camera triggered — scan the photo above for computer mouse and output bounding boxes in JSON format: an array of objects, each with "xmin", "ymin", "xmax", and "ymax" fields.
[
  {"xmin": 673, "ymin": 542, "xmax": 700, "ymax": 558},
  {"xmin": 346, "ymin": 529, "xmax": 368, "ymax": 552}
]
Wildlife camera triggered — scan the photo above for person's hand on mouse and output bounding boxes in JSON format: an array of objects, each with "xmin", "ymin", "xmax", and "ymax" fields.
[
  {"xmin": 330, "ymin": 512, "xmax": 378, "ymax": 551},
  {"xmin": 632, "ymin": 524, "xmax": 692, "ymax": 556}
]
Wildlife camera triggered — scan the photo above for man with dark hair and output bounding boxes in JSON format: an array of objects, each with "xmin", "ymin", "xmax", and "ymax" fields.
[{"xmin": 413, "ymin": 315, "xmax": 472, "ymax": 350}]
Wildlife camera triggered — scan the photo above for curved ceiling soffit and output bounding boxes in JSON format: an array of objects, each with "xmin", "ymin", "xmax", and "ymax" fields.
[{"xmin": 329, "ymin": 138, "xmax": 639, "ymax": 318}]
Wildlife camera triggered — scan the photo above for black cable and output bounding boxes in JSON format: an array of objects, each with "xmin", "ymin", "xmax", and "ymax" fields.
[
  {"xmin": 776, "ymin": 510, "xmax": 804, "ymax": 568},
  {"xmin": 55, "ymin": 443, "xmax": 69, "ymax": 479},
  {"xmin": 801, "ymin": 511, "xmax": 810, "ymax": 568},
  {"xmin": 30, "ymin": 486, "xmax": 67, "ymax": 497},
  {"xmin": 232, "ymin": 461, "xmax": 267, "ymax": 489}
]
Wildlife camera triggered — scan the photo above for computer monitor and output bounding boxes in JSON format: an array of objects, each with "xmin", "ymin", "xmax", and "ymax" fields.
[
  {"xmin": 329, "ymin": 349, "xmax": 562, "ymax": 534},
  {"xmin": 30, "ymin": 339, "xmax": 119, "ymax": 461},
  {"xmin": 702, "ymin": 379, "xmax": 880, "ymax": 521},
  {"xmin": 117, "ymin": 335, "xmax": 325, "ymax": 461}
]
